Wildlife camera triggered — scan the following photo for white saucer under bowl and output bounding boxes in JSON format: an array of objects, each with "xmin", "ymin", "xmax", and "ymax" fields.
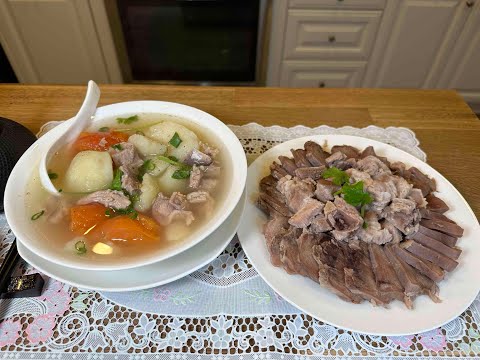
[{"xmin": 18, "ymin": 190, "xmax": 245, "ymax": 292}]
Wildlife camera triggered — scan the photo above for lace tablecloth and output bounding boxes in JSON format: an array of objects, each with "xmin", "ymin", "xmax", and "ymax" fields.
[{"xmin": 1, "ymin": 123, "xmax": 479, "ymax": 359}]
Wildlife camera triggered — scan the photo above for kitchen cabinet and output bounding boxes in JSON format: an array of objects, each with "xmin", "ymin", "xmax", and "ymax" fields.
[{"xmin": 268, "ymin": 0, "xmax": 480, "ymax": 110}]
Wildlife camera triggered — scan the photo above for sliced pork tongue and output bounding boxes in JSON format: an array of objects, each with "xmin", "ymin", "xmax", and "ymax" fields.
[
  {"xmin": 291, "ymin": 149, "xmax": 311, "ymax": 168},
  {"xmin": 263, "ymin": 213, "xmax": 290, "ymax": 267},
  {"xmin": 278, "ymin": 156, "xmax": 298, "ymax": 176},
  {"xmin": 426, "ymin": 193, "xmax": 449, "ymax": 213},
  {"xmin": 401, "ymin": 240, "xmax": 458, "ymax": 272},
  {"xmin": 392, "ymin": 245, "xmax": 445, "ymax": 282},
  {"xmin": 331, "ymin": 145, "xmax": 360, "ymax": 160},
  {"xmin": 405, "ymin": 167, "xmax": 436, "ymax": 196},
  {"xmin": 256, "ymin": 192, "xmax": 290, "ymax": 217},
  {"xmin": 296, "ymin": 231, "xmax": 329, "ymax": 281},
  {"xmin": 417, "ymin": 224, "xmax": 458, "ymax": 247},
  {"xmin": 420, "ymin": 208, "xmax": 456, "ymax": 224},
  {"xmin": 409, "ymin": 231, "xmax": 462, "ymax": 260},
  {"xmin": 270, "ymin": 161, "xmax": 289, "ymax": 180},
  {"xmin": 368, "ymin": 244, "xmax": 404, "ymax": 302},
  {"xmin": 279, "ymin": 227, "xmax": 303, "ymax": 275},
  {"xmin": 304, "ymin": 141, "xmax": 328, "ymax": 166},
  {"xmin": 420, "ymin": 219, "xmax": 464, "ymax": 238},
  {"xmin": 312, "ymin": 242, "xmax": 363, "ymax": 304},
  {"xmin": 295, "ymin": 166, "xmax": 325, "ymax": 180},
  {"xmin": 343, "ymin": 241, "xmax": 389, "ymax": 306}
]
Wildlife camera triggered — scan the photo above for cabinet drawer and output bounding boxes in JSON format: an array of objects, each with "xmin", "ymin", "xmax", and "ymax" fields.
[
  {"xmin": 279, "ymin": 61, "xmax": 366, "ymax": 87},
  {"xmin": 284, "ymin": 10, "xmax": 382, "ymax": 60},
  {"xmin": 289, "ymin": 0, "xmax": 386, "ymax": 10}
]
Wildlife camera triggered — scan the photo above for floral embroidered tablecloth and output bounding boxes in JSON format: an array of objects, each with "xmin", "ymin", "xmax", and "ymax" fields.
[{"xmin": 1, "ymin": 124, "xmax": 479, "ymax": 359}]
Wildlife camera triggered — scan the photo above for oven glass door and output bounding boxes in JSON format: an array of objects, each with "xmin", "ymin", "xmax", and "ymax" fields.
[{"xmin": 117, "ymin": 0, "xmax": 260, "ymax": 83}]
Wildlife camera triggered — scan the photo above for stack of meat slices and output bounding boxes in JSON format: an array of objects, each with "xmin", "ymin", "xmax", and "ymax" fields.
[{"xmin": 257, "ymin": 141, "xmax": 464, "ymax": 308}]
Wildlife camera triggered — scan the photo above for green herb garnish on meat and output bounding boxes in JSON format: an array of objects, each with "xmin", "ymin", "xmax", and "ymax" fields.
[
  {"xmin": 31, "ymin": 210, "xmax": 45, "ymax": 220},
  {"xmin": 169, "ymin": 132, "xmax": 182, "ymax": 148},
  {"xmin": 48, "ymin": 172, "xmax": 58, "ymax": 180},
  {"xmin": 75, "ymin": 240, "xmax": 87, "ymax": 254},
  {"xmin": 116, "ymin": 115, "xmax": 139, "ymax": 125},
  {"xmin": 336, "ymin": 181, "xmax": 373, "ymax": 208},
  {"xmin": 110, "ymin": 169, "xmax": 123, "ymax": 191},
  {"xmin": 98, "ymin": 127, "xmax": 110, "ymax": 132},
  {"xmin": 137, "ymin": 159, "xmax": 155, "ymax": 181},
  {"xmin": 171, "ymin": 169, "xmax": 191, "ymax": 179},
  {"xmin": 322, "ymin": 167, "xmax": 349, "ymax": 186}
]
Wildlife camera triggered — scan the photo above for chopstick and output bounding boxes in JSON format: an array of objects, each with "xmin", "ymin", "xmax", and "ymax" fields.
[{"xmin": 0, "ymin": 239, "xmax": 20, "ymax": 293}]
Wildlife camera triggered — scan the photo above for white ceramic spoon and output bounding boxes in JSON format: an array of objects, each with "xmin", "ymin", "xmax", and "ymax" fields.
[{"xmin": 39, "ymin": 80, "xmax": 101, "ymax": 195}]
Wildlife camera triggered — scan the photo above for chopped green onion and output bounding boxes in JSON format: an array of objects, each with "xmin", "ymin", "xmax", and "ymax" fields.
[
  {"xmin": 110, "ymin": 169, "xmax": 123, "ymax": 191},
  {"xmin": 169, "ymin": 132, "xmax": 182, "ymax": 148},
  {"xmin": 58, "ymin": 189, "xmax": 63, "ymax": 193},
  {"xmin": 98, "ymin": 127, "xmax": 110, "ymax": 132},
  {"xmin": 172, "ymin": 169, "xmax": 191, "ymax": 179},
  {"xmin": 111, "ymin": 144, "xmax": 123, "ymax": 150},
  {"xmin": 105, "ymin": 209, "xmax": 113, "ymax": 217},
  {"xmin": 48, "ymin": 172, "xmax": 58, "ymax": 180},
  {"xmin": 138, "ymin": 159, "xmax": 155, "ymax": 181},
  {"xmin": 31, "ymin": 210, "xmax": 45, "ymax": 220},
  {"xmin": 116, "ymin": 115, "xmax": 139, "ymax": 125},
  {"xmin": 75, "ymin": 241, "xmax": 87, "ymax": 254},
  {"xmin": 363, "ymin": 221, "xmax": 368, "ymax": 229},
  {"xmin": 130, "ymin": 211, "xmax": 138, "ymax": 219},
  {"xmin": 168, "ymin": 155, "xmax": 179, "ymax": 162}
]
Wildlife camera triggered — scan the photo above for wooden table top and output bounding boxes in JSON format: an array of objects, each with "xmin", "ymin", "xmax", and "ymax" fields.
[{"xmin": 1, "ymin": 84, "xmax": 479, "ymax": 218}]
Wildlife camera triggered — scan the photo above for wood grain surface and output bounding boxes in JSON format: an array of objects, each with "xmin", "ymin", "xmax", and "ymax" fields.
[{"xmin": 0, "ymin": 84, "xmax": 479, "ymax": 218}]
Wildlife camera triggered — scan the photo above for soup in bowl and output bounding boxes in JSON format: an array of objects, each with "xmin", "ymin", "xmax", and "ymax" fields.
[{"xmin": 5, "ymin": 101, "xmax": 247, "ymax": 270}]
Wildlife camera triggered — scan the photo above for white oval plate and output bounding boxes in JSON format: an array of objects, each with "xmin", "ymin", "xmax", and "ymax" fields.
[
  {"xmin": 17, "ymin": 189, "xmax": 245, "ymax": 292},
  {"xmin": 237, "ymin": 134, "xmax": 480, "ymax": 335},
  {"xmin": 5, "ymin": 101, "xmax": 247, "ymax": 271}
]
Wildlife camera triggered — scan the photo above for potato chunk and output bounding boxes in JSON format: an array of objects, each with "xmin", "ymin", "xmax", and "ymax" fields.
[
  {"xmin": 135, "ymin": 174, "xmax": 160, "ymax": 212},
  {"xmin": 128, "ymin": 134, "xmax": 166, "ymax": 157},
  {"xmin": 157, "ymin": 165, "xmax": 188, "ymax": 194},
  {"xmin": 145, "ymin": 157, "xmax": 169, "ymax": 177},
  {"xmin": 64, "ymin": 151, "xmax": 113, "ymax": 193},
  {"xmin": 145, "ymin": 122, "xmax": 199, "ymax": 161}
]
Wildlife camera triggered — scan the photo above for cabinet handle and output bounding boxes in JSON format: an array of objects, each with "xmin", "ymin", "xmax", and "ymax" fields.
[
  {"xmin": 319, "ymin": 82, "xmax": 326, "ymax": 88},
  {"xmin": 466, "ymin": 1, "xmax": 474, "ymax": 7},
  {"xmin": 328, "ymin": 35, "xmax": 336, "ymax": 43}
]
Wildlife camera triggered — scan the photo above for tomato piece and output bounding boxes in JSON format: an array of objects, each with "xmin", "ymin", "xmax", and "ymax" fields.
[
  {"xmin": 73, "ymin": 131, "xmax": 129, "ymax": 153},
  {"xmin": 86, "ymin": 215, "xmax": 160, "ymax": 244},
  {"xmin": 70, "ymin": 203, "xmax": 108, "ymax": 235}
]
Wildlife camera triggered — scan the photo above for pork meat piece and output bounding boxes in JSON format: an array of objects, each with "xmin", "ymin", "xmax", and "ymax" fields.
[
  {"xmin": 325, "ymin": 151, "xmax": 346, "ymax": 167},
  {"xmin": 278, "ymin": 156, "xmax": 297, "ymax": 176},
  {"xmin": 279, "ymin": 227, "xmax": 304, "ymax": 275},
  {"xmin": 368, "ymin": 244, "xmax": 404, "ymax": 302},
  {"xmin": 119, "ymin": 165, "xmax": 141, "ymax": 194},
  {"xmin": 407, "ymin": 167, "xmax": 436, "ymax": 196},
  {"xmin": 291, "ymin": 149, "xmax": 311, "ymax": 168},
  {"xmin": 310, "ymin": 214, "xmax": 333, "ymax": 233},
  {"xmin": 346, "ymin": 168, "xmax": 373, "ymax": 183},
  {"xmin": 343, "ymin": 241, "xmax": 389, "ymax": 306},
  {"xmin": 390, "ymin": 161, "xmax": 407, "ymax": 177},
  {"xmin": 402, "ymin": 240, "xmax": 458, "ymax": 272},
  {"xmin": 315, "ymin": 179, "xmax": 340, "ymax": 203},
  {"xmin": 46, "ymin": 196, "xmax": 71, "ymax": 224},
  {"xmin": 270, "ymin": 161, "xmax": 289, "ymax": 180},
  {"xmin": 276, "ymin": 176, "xmax": 315, "ymax": 212},
  {"xmin": 410, "ymin": 231, "xmax": 461, "ymax": 260},
  {"xmin": 415, "ymin": 271, "xmax": 441, "ymax": 303},
  {"xmin": 77, "ymin": 189, "xmax": 131, "ymax": 210},
  {"xmin": 169, "ymin": 192, "xmax": 188, "ymax": 210},
  {"xmin": 384, "ymin": 198, "xmax": 421, "ymax": 236},
  {"xmin": 382, "ymin": 221, "xmax": 403, "ymax": 244},
  {"xmin": 417, "ymin": 224, "xmax": 458, "ymax": 247},
  {"xmin": 357, "ymin": 211, "xmax": 393, "ymax": 245},
  {"xmin": 263, "ymin": 213, "xmax": 290, "ymax": 267},
  {"xmin": 304, "ymin": 141, "xmax": 328, "ymax": 166},
  {"xmin": 296, "ymin": 231, "xmax": 328, "ymax": 281},
  {"xmin": 260, "ymin": 176, "xmax": 285, "ymax": 201},
  {"xmin": 109, "ymin": 142, "xmax": 143, "ymax": 173},
  {"xmin": 187, "ymin": 190, "xmax": 210, "ymax": 204},
  {"xmin": 426, "ymin": 193, "xmax": 449, "ymax": 213},
  {"xmin": 199, "ymin": 177, "xmax": 218, "ymax": 192},
  {"xmin": 392, "ymin": 245, "xmax": 444, "ymax": 282},
  {"xmin": 408, "ymin": 188, "xmax": 427, "ymax": 208},
  {"xmin": 199, "ymin": 142, "xmax": 219, "ymax": 158},
  {"xmin": 312, "ymin": 242, "xmax": 363, "ymax": 303},
  {"xmin": 295, "ymin": 166, "xmax": 325, "ymax": 180},
  {"xmin": 365, "ymin": 180, "xmax": 395, "ymax": 213},
  {"xmin": 189, "ymin": 165, "xmax": 203, "ymax": 188},
  {"xmin": 184, "ymin": 149, "xmax": 212, "ymax": 166},
  {"xmin": 355, "ymin": 156, "xmax": 392, "ymax": 177},
  {"xmin": 289, "ymin": 198, "xmax": 325, "ymax": 228},
  {"xmin": 360, "ymin": 146, "xmax": 376, "ymax": 159},
  {"xmin": 324, "ymin": 197, "xmax": 363, "ymax": 241},
  {"xmin": 420, "ymin": 218, "xmax": 464, "ymax": 238},
  {"xmin": 331, "ymin": 145, "xmax": 360, "ymax": 159},
  {"xmin": 256, "ymin": 192, "xmax": 290, "ymax": 217},
  {"xmin": 152, "ymin": 193, "xmax": 194, "ymax": 226}
]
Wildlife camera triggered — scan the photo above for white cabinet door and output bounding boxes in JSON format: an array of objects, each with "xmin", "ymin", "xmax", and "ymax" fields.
[
  {"xmin": 371, "ymin": 0, "xmax": 471, "ymax": 88},
  {"xmin": 284, "ymin": 10, "xmax": 382, "ymax": 60},
  {"xmin": 280, "ymin": 61, "xmax": 367, "ymax": 87},
  {"xmin": 289, "ymin": 0, "xmax": 386, "ymax": 10}
]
